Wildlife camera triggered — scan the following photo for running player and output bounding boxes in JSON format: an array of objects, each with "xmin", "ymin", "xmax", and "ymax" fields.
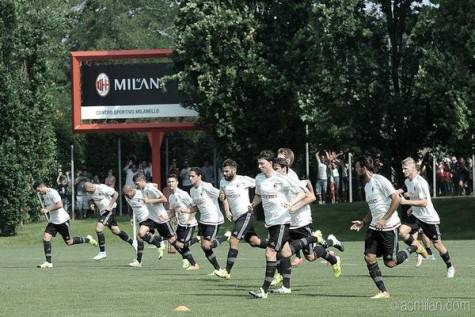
[
  {"xmin": 167, "ymin": 174, "xmax": 200, "ymax": 270},
  {"xmin": 350, "ymin": 156, "xmax": 425, "ymax": 299},
  {"xmin": 248, "ymin": 151, "xmax": 324, "ymax": 299},
  {"xmin": 216, "ymin": 159, "xmax": 268, "ymax": 279},
  {"xmin": 188, "ymin": 167, "xmax": 229, "ymax": 276},
  {"xmin": 85, "ymin": 182, "xmax": 135, "ymax": 260},
  {"xmin": 398, "ymin": 157, "xmax": 455, "ymax": 277},
  {"xmin": 34, "ymin": 181, "xmax": 97, "ymax": 268},
  {"xmin": 123, "ymin": 184, "xmax": 198, "ymax": 268}
]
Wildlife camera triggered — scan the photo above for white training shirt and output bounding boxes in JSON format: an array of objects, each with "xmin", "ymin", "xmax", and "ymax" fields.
[
  {"xmin": 124, "ymin": 190, "xmax": 149, "ymax": 223},
  {"xmin": 317, "ymin": 161, "xmax": 327, "ymax": 180},
  {"xmin": 405, "ymin": 175, "xmax": 440, "ymax": 224},
  {"xmin": 142, "ymin": 183, "xmax": 169, "ymax": 224},
  {"xmin": 220, "ymin": 175, "xmax": 255, "ymax": 221},
  {"xmin": 190, "ymin": 181, "xmax": 224, "ymax": 225},
  {"xmin": 287, "ymin": 168, "xmax": 300, "ymax": 182},
  {"xmin": 364, "ymin": 174, "xmax": 400, "ymax": 231},
  {"xmin": 168, "ymin": 188, "xmax": 198, "ymax": 227},
  {"xmin": 43, "ymin": 188, "xmax": 70, "ymax": 224},
  {"xmin": 255, "ymin": 172, "xmax": 303, "ymax": 227},
  {"xmin": 290, "ymin": 180, "xmax": 313, "ymax": 229},
  {"xmin": 87, "ymin": 184, "xmax": 117, "ymax": 215}
]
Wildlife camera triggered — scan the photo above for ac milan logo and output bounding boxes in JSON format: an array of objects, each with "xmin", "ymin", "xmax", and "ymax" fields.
[{"xmin": 95, "ymin": 73, "xmax": 110, "ymax": 97}]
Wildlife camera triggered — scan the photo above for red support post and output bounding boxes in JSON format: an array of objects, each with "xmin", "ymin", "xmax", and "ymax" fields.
[{"xmin": 148, "ymin": 130, "xmax": 165, "ymax": 189}]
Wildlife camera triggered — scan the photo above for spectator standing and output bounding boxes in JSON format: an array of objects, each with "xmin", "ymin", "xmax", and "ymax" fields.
[
  {"xmin": 315, "ymin": 151, "xmax": 328, "ymax": 204},
  {"xmin": 180, "ymin": 160, "xmax": 192, "ymax": 192}
]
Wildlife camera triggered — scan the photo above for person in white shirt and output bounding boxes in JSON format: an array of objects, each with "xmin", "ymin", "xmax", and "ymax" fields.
[
  {"xmin": 85, "ymin": 182, "xmax": 135, "ymax": 260},
  {"xmin": 34, "ymin": 181, "xmax": 97, "ymax": 269},
  {"xmin": 350, "ymin": 156, "xmax": 425, "ymax": 299},
  {"xmin": 217, "ymin": 159, "xmax": 268, "ymax": 279},
  {"xmin": 315, "ymin": 151, "xmax": 329, "ymax": 204},
  {"xmin": 398, "ymin": 157, "xmax": 455, "ymax": 278},
  {"xmin": 187, "ymin": 167, "xmax": 228, "ymax": 276},
  {"xmin": 248, "ymin": 151, "xmax": 317, "ymax": 299},
  {"xmin": 167, "ymin": 174, "xmax": 200, "ymax": 271}
]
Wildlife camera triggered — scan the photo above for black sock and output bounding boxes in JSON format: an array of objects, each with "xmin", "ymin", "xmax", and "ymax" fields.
[
  {"xmin": 440, "ymin": 251, "xmax": 452, "ymax": 268},
  {"xmin": 143, "ymin": 233, "xmax": 162, "ymax": 247},
  {"xmin": 212, "ymin": 235, "xmax": 228, "ymax": 248},
  {"xmin": 367, "ymin": 262, "xmax": 387, "ymax": 292},
  {"xmin": 402, "ymin": 234, "xmax": 415, "ymax": 246},
  {"xmin": 71, "ymin": 237, "xmax": 86, "ymax": 245},
  {"xmin": 117, "ymin": 230, "xmax": 133, "ymax": 245},
  {"xmin": 396, "ymin": 245, "xmax": 416, "ymax": 264},
  {"xmin": 43, "ymin": 240, "xmax": 52, "ymax": 263},
  {"xmin": 314, "ymin": 245, "xmax": 337, "ymax": 265},
  {"xmin": 97, "ymin": 231, "xmax": 105, "ymax": 252},
  {"xmin": 136, "ymin": 240, "xmax": 144, "ymax": 263},
  {"xmin": 324, "ymin": 239, "xmax": 333, "ymax": 248},
  {"xmin": 290, "ymin": 237, "xmax": 317, "ymax": 255},
  {"xmin": 204, "ymin": 249, "xmax": 220, "ymax": 270},
  {"xmin": 295, "ymin": 250, "xmax": 301, "ymax": 259},
  {"xmin": 276, "ymin": 259, "xmax": 282, "ymax": 274},
  {"xmin": 258, "ymin": 239, "xmax": 269, "ymax": 249},
  {"xmin": 262, "ymin": 260, "xmax": 277, "ymax": 292},
  {"xmin": 426, "ymin": 247, "xmax": 433, "ymax": 255},
  {"xmin": 280, "ymin": 257, "xmax": 291, "ymax": 289},
  {"xmin": 226, "ymin": 248, "xmax": 239, "ymax": 273},
  {"xmin": 181, "ymin": 246, "xmax": 197, "ymax": 266}
]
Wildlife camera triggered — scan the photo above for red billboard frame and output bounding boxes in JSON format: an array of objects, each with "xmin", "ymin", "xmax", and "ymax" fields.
[
  {"xmin": 71, "ymin": 49, "xmax": 197, "ymax": 186},
  {"xmin": 71, "ymin": 48, "xmax": 196, "ymax": 133}
]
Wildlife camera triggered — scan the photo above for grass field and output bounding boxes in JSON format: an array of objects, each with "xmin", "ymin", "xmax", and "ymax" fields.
[{"xmin": 1, "ymin": 197, "xmax": 474, "ymax": 317}]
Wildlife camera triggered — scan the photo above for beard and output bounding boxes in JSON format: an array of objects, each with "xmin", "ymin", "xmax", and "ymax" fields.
[{"xmin": 224, "ymin": 173, "xmax": 235, "ymax": 181}]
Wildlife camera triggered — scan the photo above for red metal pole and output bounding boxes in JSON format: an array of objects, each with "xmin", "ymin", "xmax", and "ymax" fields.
[{"xmin": 148, "ymin": 130, "xmax": 165, "ymax": 189}]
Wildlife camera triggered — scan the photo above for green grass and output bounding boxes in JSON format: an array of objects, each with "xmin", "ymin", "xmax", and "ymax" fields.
[{"xmin": 1, "ymin": 198, "xmax": 474, "ymax": 316}]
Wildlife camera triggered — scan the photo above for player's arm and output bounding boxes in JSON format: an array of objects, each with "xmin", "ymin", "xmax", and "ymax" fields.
[
  {"xmin": 179, "ymin": 205, "xmax": 198, "ymax": 214},
  {"xmin": 399, "ymin": 196, "xmax": 427, "ymax": 207},
  {"xmin": 204, "ymin": 183, "xmax": 220, "ymax": 199},
  {"xmin": 350, "ymin": 211, "xmax": 372, "ymax": 231},
  {"xmin": 106, "ymin": 191, "xmax": 118, "ymax": 211},
  {"xmin": 375, "ymin": 192, "xmax": 400, "ymax": 229},
  {"xmin": 249, "ymin": 194, "xmax": 261, "ymax": 211},
  {"xmin": 44, "ymin": 200, "xmax": 63, "ymax": 213},
  {"xmin": 223, "ymin": 198, "xmax": 232, "ymax": 221},
  {"xmin": 144, "ymin": 192, "xmax": 167, "ymax": 204}
]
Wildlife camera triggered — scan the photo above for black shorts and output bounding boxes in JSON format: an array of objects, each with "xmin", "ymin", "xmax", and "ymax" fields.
[
  {"xmin": 45, "ymin": 221, "xmax": 71, "ymax": 241},
  {"xmin": 232, "ymin": 212, "xmax": 257, "ymax": 241},
  {"xmin": 176, "ymin": 225, "xmax": 197, "ymax": 244},
  {"xmin": 198, "ymin": 223, "xmax": 220, "ymax": 241},
  {"xmin": 267, "ymin": 224, "xmax": 290, "ymax": 252},
  {"xmin": 98, "ymin": 211, "xmax": 118, "ymax": 228},
  {"xmin": 289, "ymin": 224, "xmax": 314, "ymax": 256},
  {"xmin": 140, "ymin": 219, "xmax": 175, "ymax": 239},
  {"xmin": 364, "ymin": 228, "xmax": 399, "ymax": 261},
  {"xmin": 403, "ymin": 214, "xmax": 441, "ymax": 241}
]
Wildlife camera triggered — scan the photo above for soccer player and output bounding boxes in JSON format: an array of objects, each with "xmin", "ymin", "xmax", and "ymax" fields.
[
  {"xmin": 123, "ymin": 183, "xmax": 196, "ymax": 268},
  {"xmin": 85, "ymin": 182, "xmax": 136, "ymax": 260},
  {"xmin": 217, "ymin": 159, "xmax": 268, "ymax": 279},
  {"xmin": 188, "ymin": 167, "xmax": 229, "ymax": 276},
  {"xmin": 350, "ymin": 156, "xmax": 426, "ymax": 299},
  {"xmin": 398, "ymin": 157, "xmax": 455, "ymax": 277},
  {"xmin": 248, "ymin": 151, "xmax": 324, "ymax": 299},
  {"xmin": 271, "ymin": 158, "xmax": 342, "ymax": 292},
  {"xmin": 167, "ymin": 174, "xmax": 200, "ymax": 270},
  {"xmin": 34, "ymin": 181, "xmax": 97, "ymax": 268}
]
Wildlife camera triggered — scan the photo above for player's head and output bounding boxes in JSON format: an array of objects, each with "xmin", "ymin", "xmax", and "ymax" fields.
[
  {"xmin": 277, "ymin": 148, "xmax": 294, "ymax": 166},
  {"xmin": 33, "ymin": 181, "xmax": 47, "ymax": 194},
  {"xmin": 355, "ymin": 156, "xmax": 374, "ymax": 177},
  {"xmin": 190, "ymin": 167, "xmax": 202, "ymax": 186},
  {"xmin": 133, "ymin": 173, "xmax": 147, "ymax": 189},
  {"xmin": 257, "ymin": 150, "xmax": 275, "ymax": 175},
  {"xmin": 273, "ymin": 157, "xmax": 288, "ymax": 175},
  {"xmin": 222, "ymin": 159, "xmax": 237, "ymax": 181},
  {"xmin": 84, "ymin": 182, "xmax": 96, "ymax": 193},
  {"xmin": 401, "ymin": 157, "xmax": 417, "ymax": 178},
  {"xmin": 167, "ymin": 174, "xmax": 179, "ymax": 190},
  {"xmin": 122, "ymin": 184, "xmax": 135, "ymax": 199}
]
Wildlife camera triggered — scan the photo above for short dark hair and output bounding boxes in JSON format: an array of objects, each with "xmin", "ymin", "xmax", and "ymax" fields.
[
  {"xmin": 223, "ymin": 159, "xmax": 237, "ymax": 168},
  {"xmin": 273, "ymin": 157, "xmax": 289, "ymax": 167},
  {"xmin": 33, "ymin": 181, "xmax": 45, "ymax": 189},
  {"xmin": 277, "ymin": 148, "xmax": 295, "ymax": 165},
  {"xmin": 167, "ymin": 174, "xmax": 179, "ymax": 181},
  {"xmin": 133, "ymin": 173, "xmax": 146, "ymax": 182},
  {"xmin": 356, "ymin": 156, "xmax": 374, "ymax": 172},
  {"xmin": 257, "ymin": 150, "xmax": 275, "ymax": 162},
  {"xmin": 190, "ymin": 167, "xmax": 202, "ymax": 176}
]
